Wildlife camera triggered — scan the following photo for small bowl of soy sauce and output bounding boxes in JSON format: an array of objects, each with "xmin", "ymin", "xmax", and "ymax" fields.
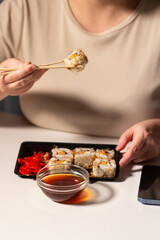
[{"xmin": 36, "ymin": 163, "xmax": 89, "ymax": 203}]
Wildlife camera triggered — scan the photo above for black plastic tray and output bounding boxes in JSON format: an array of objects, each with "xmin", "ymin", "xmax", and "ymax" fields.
[{"xmin": 14, "ymin": 141, "xmax": 120, "ymax": 181}]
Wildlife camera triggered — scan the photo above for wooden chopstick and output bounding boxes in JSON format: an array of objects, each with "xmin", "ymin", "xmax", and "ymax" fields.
[
  {"xmin": 0, "ymin": 64, "xmax": 83, "ymax": 76},
  {"xmin": 37, "ymin": 65, "xmax": 74, "ymax": 70},
  {"xmin": 0, "ymin": 64, "xmax": 66, "ymax": 72},
  {"xmin": 39, "ymin": 60, "xmax": 64, "ymax": 66},
  {"xmin": 0, "ymin": 60, "xmax": 64, "ymax": 72},
  {"xmin": 0, "ymin": 63, "xmax": 74, "ymax": 73},
  {"xmin": 0, "ymin": 71, "xmax": 13, "ymax": 76},
  {"xmin": 0, "ymin": 67, "xmax": 20, "ymax": 71}
]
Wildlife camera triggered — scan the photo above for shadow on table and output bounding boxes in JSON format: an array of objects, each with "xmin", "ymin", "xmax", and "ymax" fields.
[
  {"xmin": 68, "ymin": 164, "xmax": 141, "ymax": 206},
  {"xmin": 0, "ymin": 112, "xmax": 32, "ymax": 128},
  {"xmin": 64, "ymin": 182, "xmax": 115, "ymax": 206},
  {"xmin": 116, "ymin": 157, "xmax": 160, "ymax": 183},
  {"xmin": 116, "ymin": 163, "xmax": 141, "ymax": 182}
]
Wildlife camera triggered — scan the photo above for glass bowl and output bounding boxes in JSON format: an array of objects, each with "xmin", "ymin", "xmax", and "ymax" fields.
[{"xmin": 36, "ymin": 163, "xmax": 89, "ymax": 203}]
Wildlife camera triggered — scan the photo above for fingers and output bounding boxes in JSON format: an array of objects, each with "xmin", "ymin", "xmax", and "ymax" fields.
[
  {"xmin": 14, "ymin": 69, "xmax": 46, "ymax": 89},
  {"xmin": 119, "ymin": 134, "xmax": 145, "ymax": 167},
  {"xmin": 118, "ymin": 126, "xmax": 147, "ymax": 167},
  {"xmin": 116, "ymin": 128, "xmax": 133, "ymax": 152},
  {"xmin": 117, "ymin": 121, "xmax": 160, "ymax": 167},
  {"xmin": 0, "ymin": 58, "xmax": 48, "ymax": 97},
  {"xmin": 1, "ymin": 58, "xmax": 26, "ymax": 68},
  {"xmin": 3, "ymin": 63, "xmax": 37, "ymax": 84},
  {"xmin": 10, "ymin": 81, "xmax": 35, "ymax": 96},
  {"xmin": 0, "ymin": 65, "xmax": 46, "ymax": 95},
  {"xmin": 133, "ymin": 157, "xmax": 147, "ymax": 164},
  {"xmin": 9, "ymin": 69, "xmax": 46, "ymax": 95}
]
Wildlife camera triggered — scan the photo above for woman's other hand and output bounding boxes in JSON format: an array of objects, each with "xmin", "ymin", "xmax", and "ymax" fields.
[
  {"xmin": 0, "ymin": 58, "xmax": 47, "ymax": 100},
  {"xmin": 116, "ymin": 119, "xmax": 160, "ymax": 167}
]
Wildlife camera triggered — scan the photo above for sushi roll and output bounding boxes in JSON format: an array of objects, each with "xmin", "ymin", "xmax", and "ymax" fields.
[
  {"xmin": 96, "ymin": 148, "xmax": 115, "ymax": 160},
  {"xmin": 64, "ymin": 49, "xmax": 88, "ymax": 72},
  {"xmin": 47, "ymin": 157, "xmax": 72, "ymax": 171},
  {"xmin": 73, "ymin": 148, "xmax": 95, "ymax": 169},
  {"xmin": 51, "ymin": 147, "xmax": 73, "ymax": 162},
  {"xmin": 43, "ymin": 152, "xmax": 50, "ymax": 165},
  {"xmin": 92, "ymin": 158, "xmax": 116, "ymax": 178}
]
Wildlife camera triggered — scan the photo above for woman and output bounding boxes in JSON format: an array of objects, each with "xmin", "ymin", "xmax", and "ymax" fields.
[{"xmin": 0, "ymin": 0, "xmax": 160, "ymax": 167}]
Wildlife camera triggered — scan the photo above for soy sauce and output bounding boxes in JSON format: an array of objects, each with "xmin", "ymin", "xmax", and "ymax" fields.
[
  {"xmin": 43, "ymin": 173, "xmax": 84, "ymax": 186},
  {"xmin": 41, "ymin": 174, "xmax": 84, "ymax": 202}
]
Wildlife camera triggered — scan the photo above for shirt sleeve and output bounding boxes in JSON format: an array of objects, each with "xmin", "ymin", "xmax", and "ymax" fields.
[{"xmin": 0, "ymin": 0, "xmax": 24, "ymax": 62}]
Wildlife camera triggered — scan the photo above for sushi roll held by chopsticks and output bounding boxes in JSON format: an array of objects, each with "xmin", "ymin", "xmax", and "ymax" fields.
[
  {"xmin": 0, "ymin": 49, "xmax": 88, "ymax": 76},
  {"xmin": 64, "ymin": 49, "xmax": 88, "ymax": 72}
]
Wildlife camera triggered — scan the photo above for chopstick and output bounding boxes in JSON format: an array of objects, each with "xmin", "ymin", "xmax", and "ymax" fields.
[
  {"xmin": 0, "ymin": 64, "xmax": 70, "ymax": 72},
  {"xmin": 0, "ymin": 64, "xmax": 83, "ymax": 76},
  {"xmin": 39, "ymin": 60, "xmax": 64, "ymax": 66},
  {"xmin": 0, "ymin": 71, "xmax": 13, "ymax": 76},
  {"xmin": 37, "ymin": 65, "xmax": 74, "ymax": 69},
  {"xmin": 0, "ymin": 67, "xmax": 20, "ymax": 71},
  {"xmin": 0, "ymin": 60, "xmax": 65, "ymax": 72}
]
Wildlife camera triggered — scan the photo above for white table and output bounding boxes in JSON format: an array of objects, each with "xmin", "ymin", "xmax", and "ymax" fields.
[{"xmin": 0, "ymin": 112, "xmax": 159, "ymax": 240}]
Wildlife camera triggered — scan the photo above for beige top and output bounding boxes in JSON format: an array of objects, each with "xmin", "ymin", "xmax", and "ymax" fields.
[{"xmin": 0, "ymin": 0, "xmax": 160, "ymax": 137}]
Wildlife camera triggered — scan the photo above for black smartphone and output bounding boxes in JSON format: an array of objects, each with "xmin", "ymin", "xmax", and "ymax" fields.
[{"xmin": 138, "ymin": 165, "xmax": 160, "ymax": 205}]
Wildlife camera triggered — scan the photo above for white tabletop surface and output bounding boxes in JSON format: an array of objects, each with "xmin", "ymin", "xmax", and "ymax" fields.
[{"xmin": 0, "ymin": 112, "xmax": 160, "ymax": 240}]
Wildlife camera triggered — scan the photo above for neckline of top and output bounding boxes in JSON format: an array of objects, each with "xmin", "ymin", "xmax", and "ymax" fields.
[{"xmin": 63, "ymin": 0, "xmax": 145, "ymax": 37}]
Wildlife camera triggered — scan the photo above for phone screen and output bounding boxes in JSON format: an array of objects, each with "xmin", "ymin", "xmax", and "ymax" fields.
[{"xmin": 138, "ymin": 165, "xmax": 160, "ymax": 205}]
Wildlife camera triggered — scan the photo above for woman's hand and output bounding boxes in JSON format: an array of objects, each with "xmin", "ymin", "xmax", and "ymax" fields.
[
  {"xmin": 116, "ymin": 119, "xmax": 160, "ymax": 167},
  {"xmin": 0, "ymin": 58, "xmax": 47, "ymax": 100}
]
